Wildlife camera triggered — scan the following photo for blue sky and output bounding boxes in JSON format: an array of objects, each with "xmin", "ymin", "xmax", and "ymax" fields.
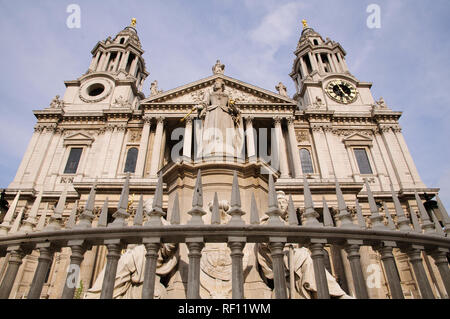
[{"xmin": 0, "ymin": 0, "xmax": 449, "ymax": 208}]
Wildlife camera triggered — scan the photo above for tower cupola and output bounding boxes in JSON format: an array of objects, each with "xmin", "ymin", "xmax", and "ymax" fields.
[{"xmin": 290, "ymin": 20, "xmax": 350, "ymax": 94}]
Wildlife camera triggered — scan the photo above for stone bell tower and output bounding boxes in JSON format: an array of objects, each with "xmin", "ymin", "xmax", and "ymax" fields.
[
  {"xmin": 290, "ymin": 20, "xmax": 375, "ymax": 113},
  {"xmin": 62, "ymin": 18, "xmax": 149, "ymax": 112}
]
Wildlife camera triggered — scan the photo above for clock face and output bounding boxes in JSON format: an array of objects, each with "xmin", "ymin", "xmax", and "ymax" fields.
[{"xmin": 326, "ymin": 80, "xmax": 358, "ymax": 104}]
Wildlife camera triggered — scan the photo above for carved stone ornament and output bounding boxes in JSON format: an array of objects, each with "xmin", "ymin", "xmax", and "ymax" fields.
[
  {"xmin": 296, "ymin": 130, "xmax": 310, "ymax": 143},
  {"xmin": 79, "ymin": 79, "xmax": 113, "ymax": 103},
  {"xmin": 112, "ymin": 95, "xmax": 132, "ymax": 108},
  {"xmin": 49, "ymin": 95, "xmax": 65, "ymax": 109},
  {"xmin": 128, "ymin": 130, "xmax": 142, "ymax": 143}
]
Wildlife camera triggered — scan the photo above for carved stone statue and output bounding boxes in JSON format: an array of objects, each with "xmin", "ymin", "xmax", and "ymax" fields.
[
  {"xmin": 275, "ymin": 82, "xmax": 288, "ymax": 97},
  {"xmin": 257, "ymin": 191, "xmax": 353, "ymax": 299},
  {"xmin": 313, "ymin": 96, "xmax": 325, "ymax": 108},
  {"xmin": 112, "ymin": 95, "xmax": 131, "ymax": 108},
  {"xmin": 197, "ymin": 78, "xmax": 243, "ymax": 157},
  {"xmin": 84, "ymin": 200, "xmax": 179, "ymax": 299},
  {"xmin": 212, "ymin": 60, "xmax": 225, "ymax": 75},
  {"xmin": 49, "ymin": 95, "xmax": 64, "ymax": 109},
  {"xmin": 150, "ymin": 80, "xmax": 163, "ymax": 96},
  {"xmin": 376, "ymin": 97, "xmax": 387, "ymax": 108}
]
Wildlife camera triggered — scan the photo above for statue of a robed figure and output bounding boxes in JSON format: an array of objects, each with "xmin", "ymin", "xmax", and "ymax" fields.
[{"xmin": 194, "ymin": 78, "xmax": 244, "ymax": 159}]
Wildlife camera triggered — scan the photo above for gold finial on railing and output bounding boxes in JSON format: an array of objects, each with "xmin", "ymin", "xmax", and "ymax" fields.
[
  {"xmin": 131, "ymin": 18, "xmax": 137, "ymax": 27},
  {"xmin": 302, "ymin": 19, "xmax": 308, "ymax": 29}
]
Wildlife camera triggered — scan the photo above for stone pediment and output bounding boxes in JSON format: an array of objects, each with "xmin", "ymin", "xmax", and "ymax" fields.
[
  {"xmin": 63, "ymin": 132, "xmax": 95, "ymax": 146},
  {"xmin": 141, "ymin": 74, "xmax": 295, "ymax": 105},
  {"xmin": 342, "ymin": 133, "xmax": 373, "ymax": 147}
]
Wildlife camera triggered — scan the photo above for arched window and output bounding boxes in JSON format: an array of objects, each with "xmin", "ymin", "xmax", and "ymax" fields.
[
  {"xmin": 124, "ymin": 148, "xmax": 138, "ymax": 173},
  {"xmin": 300, "ymin": 149, "xmax": 314, "ymax": 174}
]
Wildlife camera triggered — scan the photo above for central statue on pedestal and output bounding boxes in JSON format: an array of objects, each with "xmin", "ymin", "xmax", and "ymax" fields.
[{"xmin": 196, "ymin": 78, "xmax": 244, "ymax": 159}]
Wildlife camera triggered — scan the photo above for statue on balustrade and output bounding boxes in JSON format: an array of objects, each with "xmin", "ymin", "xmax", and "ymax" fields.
[
  {"xmin": 195, "ymin": 78, "xmax": 244, "ymax": 158},
  {"xmin": 256, "ymin": 191, "xmax": 353, "ymax": 299},
  {"xmin": 84, "ymin": 200, "xmax": 179, "ymax": 299}
]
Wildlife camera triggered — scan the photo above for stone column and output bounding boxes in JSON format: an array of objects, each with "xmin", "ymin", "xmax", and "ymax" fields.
[
  {"xmin": 245, "ymin": 117, "xmax": 256, "ymax": 163},
  {"xmin": 142, "ymin": 240, "xmax": 161, "ymax": 299},
  {"xmin": 311, "ymin": 126, "xmax": 332, "ymax": 179},
  {"xmin": 61, "ymin": 241, "xmax": 89, "ymax": 299},
  {"xmin": 331, "ymin": 54, "xmax": 342, "ymax": 73},
  {"xmin": 119, "ymin": 51, "xmax": 130, "ymax": 71},
  {"xmin": 89, "ymin": 51, "xmax": 101, "ymax": 72},
  {"xmin": 327, "ymin": 53, "xmax": 337, "ymax": 73},
  {"xmin": 345, "ymin": 242, "xmax": 369, "ymax": 299},
  {"xmin": 269, "ymin": 239, "xmax": 287, "ymax": 299},
  {"xmin": 309, "ymin": 242, "xmax": 331, "ymax": 299},
  {"xmin": 404, "ymin": 247, "xmax": 434, "ymax": 299},
  {"xmin": 100, "ymin": 241, "xmax": 123, "ymax": 299},
  {"xmin": 299, "ymin": 57, "xmax": 308, "ymax": 78},
  {"xmin": 186, "ymin": 238, "xmax": 204, "ymax": 299},
  {"xmin": 135, "ymin": 116, "xmax": 152, "ymax": 177},
  {"xmin": 429, "ymin": 248, "xmax": 450, "ymax": 296},
  {"xmin": 0, "ymin": 247, "xmax": 25, "ymax": 299},
  {"xmin": 108, "ymin": 125, "xmax": 127, "ymax": 178},
  {"xmin": 377, "ymin": 245, "xmax": 404, "ymax": 299},
  {"xmin": 316, "ymin": 53, "xmax": 325, "ymax": 73},
  {"xmin": 228, "ymin": 238, "xmax": 246, "ymax": 299},
  {"xmin": 287, "ymin": 117, "xmax": 302, "ymax": 178},
  {"xmin": 274, "ymin": 117, "xmax": 289, "ymax": 178},
  {"xmin": 149, "ymin": 117, "xmax": 165, "ymax": 178},
  {"xmin": 182, "ymin": 117, "xmax": 193, "ymax": 161},
  {"xmin": 101, "ymin": 52, "xmax": 111, "ymax": 72},
  {"xmin": 337, "ymin": 53, "xmax": 349, "ymax": 72},
  {"xmin": 130, "ymin": 56, "xmax": 139, "ymax": 76},
  {"xmin": 308, "ymin": 52, "xmax": 319, "ymax": 71},
  {"xmin": 99, "ymin": 125, "xmax": 114, "ymax": 177},
  {"xmin": 25, "ymin": 125, "xmax": 54, "ymax": 184},
  {"xmin": 27, "ymin": 244, "xmax": 57, "ymax": 299}
]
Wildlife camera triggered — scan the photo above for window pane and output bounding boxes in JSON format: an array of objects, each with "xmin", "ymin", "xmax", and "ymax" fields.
[
  {"xmin": 354, "ymin": 148, "xmax": 373, "ymax": 175},
  {"xmin": 124, "ymin": 148, "xmax": 139, "ymax": 173},
  {"xmin": 64, "ymin": 148, "xmax": 82, "ymax": 174},
  {"xmin": 300, "ymin": 149, "xmax": 314, "ymax": 174}
]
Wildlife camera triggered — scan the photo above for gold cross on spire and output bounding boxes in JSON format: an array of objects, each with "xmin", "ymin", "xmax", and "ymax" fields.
[
  {"xmin": 131, "ymin": 18, "xmax": 137, "ymax": 27},
  {"xmin": 302, "ymin": 19, "xmax": 308, "ymax": 29}
]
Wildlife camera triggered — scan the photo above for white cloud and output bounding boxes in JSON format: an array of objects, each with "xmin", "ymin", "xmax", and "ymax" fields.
[{"xmin": 249, "ymin": 2, "xmax": 304, "ymax": 60}]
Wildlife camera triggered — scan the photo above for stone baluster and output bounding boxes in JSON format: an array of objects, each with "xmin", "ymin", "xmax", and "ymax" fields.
[
  {"xmin": 0, "ymin": 246, "xmax": 26, "ymax": 299},
  {"xmin": 100, "ymin": 240, "xmax": 124, "ymax": 299},
  {"xmin": 61, "ymin": 240, "xmax": 90, "ymax": 299},
  {"xmin": 345, "ymin": 241, "xmax": 369, "ymax": 299},
  {"xmin": 186, "ymin": 170, "xmax": 205, "ymax": 299},
  {"xmin": 228, "ymin": 239, "xmax": 246, "ymax": 299},
  {"xmin": 401, "ymin": 246, "xmax": 434, "ymax": 299},
  {"xmin": 27, "ymin": 243, "xmax": 59, "ymax": 299},
  {"xmin": 269, "ymin": 239, "xmax": 288, "ymax": 299},
  {"xmin": 309, "ymin": 240, "xmax": 330, "ymax": 299},
  {"xmin": 377, "ymin": 243, "xmax": 404, "ymax": 299},
  {"xmin": 141, "ymin": 239, "xmax": 161, "ymax": 299},
  {"xmin": 428, "ymin": 248, "xmax": 450, "ymax": 297}
]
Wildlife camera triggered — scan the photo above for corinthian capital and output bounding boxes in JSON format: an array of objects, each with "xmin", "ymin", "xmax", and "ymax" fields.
[
  {"xmin": 156, "ymin": 116, "xmax": 166, "ymax": 125},
  {"xmin": 274, "ymin": 116, "xmax": 283, "ymax": 126},
  {"xmin": 143, "ymin": 115, "xmax": 152, "ymax": 124}
]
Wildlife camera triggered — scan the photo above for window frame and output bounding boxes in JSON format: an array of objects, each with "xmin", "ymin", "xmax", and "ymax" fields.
[
  {"xmin": 123, "ymin": 147, "xmax": 139, "ymax": 174},
  {"xmin": 352, "ymin": 147, "xmax": 375, "ymax": 176},
  {"xmin": 63, "ymin": 147, "xmax": 83, "ymax": 175},
  {"xmin": 299, "ymin": 147, "xmax": 315, "ymax": 175}
]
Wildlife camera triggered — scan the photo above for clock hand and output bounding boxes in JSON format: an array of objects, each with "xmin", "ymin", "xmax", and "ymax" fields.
[{"xmin": 337, "ymin": 85, "xmax": 350, "ymax": 98}]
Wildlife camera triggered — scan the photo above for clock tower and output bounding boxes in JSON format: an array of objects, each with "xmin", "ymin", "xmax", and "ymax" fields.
[{"xmin": 291, "ymin": 20, "xmax": 375, "ymax": 112}]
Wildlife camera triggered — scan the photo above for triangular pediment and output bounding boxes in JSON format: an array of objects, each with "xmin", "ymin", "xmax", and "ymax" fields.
[
  {"xmin": 141, "ymin": 74, "xmax": 296, "ymax": 105},
  {"xmin": 342, "ymin": 133, "xmax": 372, "ymax": 142},
  {"xmin": 64, "ymin": 132, "xmax": 95, "ymax": 146}
]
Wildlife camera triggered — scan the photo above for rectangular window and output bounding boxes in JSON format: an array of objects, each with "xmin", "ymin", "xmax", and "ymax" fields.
[
  {"xmin": 354, "ymin": 148, "xmax": 373, "ymax": 175},
  {"xmin": 64, "ymin": 148, "xmax": 83, "ymax": 174}
]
